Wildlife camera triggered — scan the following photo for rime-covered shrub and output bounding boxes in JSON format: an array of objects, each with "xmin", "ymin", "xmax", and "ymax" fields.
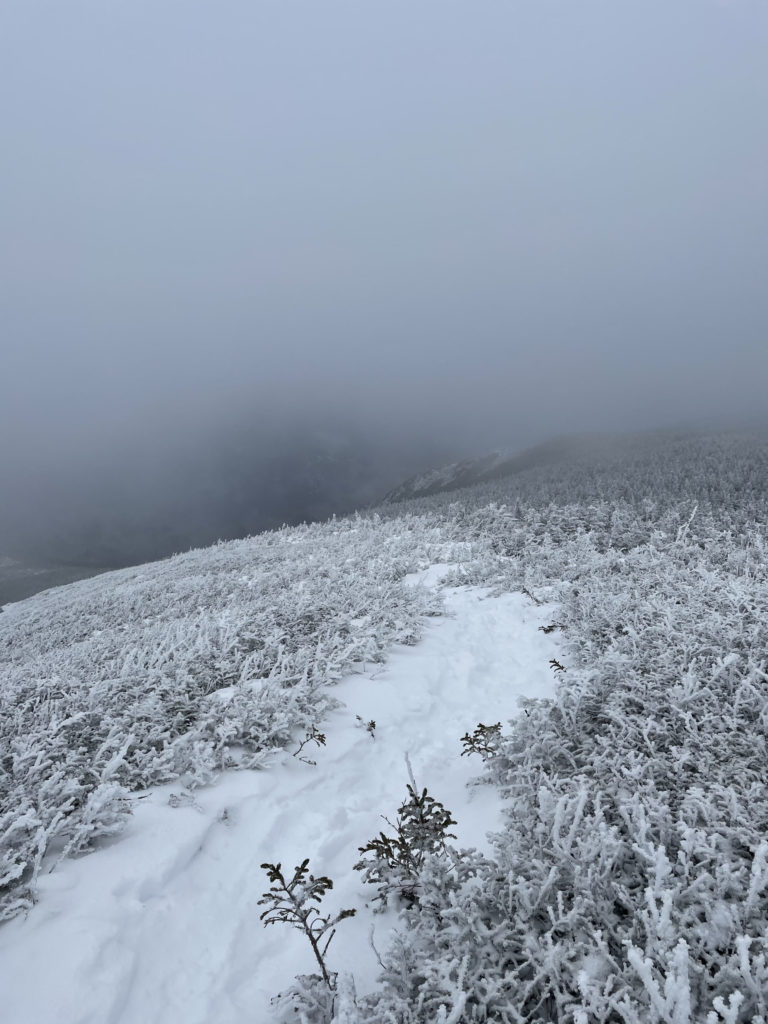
[
  {"xmin": 0, "ymin": 514, "xmax": 453, "ymax": 919},
  {"xmin": 4, "ymin": 429, "xmax": 768, "ymax": 1023},
  {"xmin": 356, "ymin": 433, "xmax": 768, "ymax": 1022}
]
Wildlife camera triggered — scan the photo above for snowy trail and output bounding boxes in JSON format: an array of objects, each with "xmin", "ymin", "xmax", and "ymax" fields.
[{"xmin": 0, "ymin": 580, "xmax": 560, "ymax": 1024}]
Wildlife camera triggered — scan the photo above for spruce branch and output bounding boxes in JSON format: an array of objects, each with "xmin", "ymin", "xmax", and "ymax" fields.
[
  {"xmin": 292, "ymin": 725, "xmax": 327, "ymax": 766},
  {"xmin": 460, "ymin": 722, "xmax": 503, "ymax": 760},
  {"xmin": 258, "ymin": 859, "xmax": 355, "ymax": 989},
  {"xmin": 355, "ymin": 715, "xmax": 376, "ymax": 739},
  {"xmin": 355, "ymin": 767, "xmax": 457, "ymax": 907}
]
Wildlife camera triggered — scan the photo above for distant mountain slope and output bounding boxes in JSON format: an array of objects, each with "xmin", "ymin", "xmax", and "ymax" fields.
[
  {"xmin": 383, "ymin": 434, "xmax": 620, "ymax": 501},
  {"xmin": 1, "ymin": 421, "xmax": 452, "ymax": 577},
  {"xmin": 0, "ymin": 555, "xmax": 107, "ymax": 609}
]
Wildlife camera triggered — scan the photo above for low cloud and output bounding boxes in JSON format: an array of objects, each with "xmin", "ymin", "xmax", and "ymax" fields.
[{"xmin": 2, "ymin": 0, "xmax": 766, "ymax": 562}]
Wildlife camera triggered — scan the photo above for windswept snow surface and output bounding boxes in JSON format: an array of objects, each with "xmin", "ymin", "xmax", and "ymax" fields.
[{"xmin": 0, "ymin": 575, "xmax": 559, "ymax": 1024}]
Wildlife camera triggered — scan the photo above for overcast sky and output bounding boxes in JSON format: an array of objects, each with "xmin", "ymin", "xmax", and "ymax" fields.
[{"xmin": 2, "ymin": 0, "xmax": 767, "ymax": 516}]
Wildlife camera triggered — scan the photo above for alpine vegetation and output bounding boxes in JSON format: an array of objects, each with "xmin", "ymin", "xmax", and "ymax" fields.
[
  {"xmin": 0, "ymin": 515, "xmax": 448, "ymax": 920},
  {"xmin": 459, "ymin": 722, "xmax": 503, "ymax": 761},
  {"xmin": 1, "ymin": 430, "xmax": 768, "ymax": 1024},
  {"xmin": 259, "ymin": 857, "xmax": 356, "ymax": 1015},
  {"xmin": 354, "ymin": 758, "xmax": 457, "ymax": 909},
  {"xmin": 348, "ymin": 432, "xmax": 768, "ymax": 1023}
]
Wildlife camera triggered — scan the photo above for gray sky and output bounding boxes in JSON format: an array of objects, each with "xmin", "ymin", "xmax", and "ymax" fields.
[{"xmin": 2, "ymin": 0, "xmax": 768, "ymax": 536}]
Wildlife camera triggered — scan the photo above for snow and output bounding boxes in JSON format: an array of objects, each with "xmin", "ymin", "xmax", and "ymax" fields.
[
  {"xmin": 3, "ymin": 432, "xmax": 768, "ymax": 1021},
  {"xmin": 0, "ymin": 580, "xmax": 559, "ymax": 1024}
]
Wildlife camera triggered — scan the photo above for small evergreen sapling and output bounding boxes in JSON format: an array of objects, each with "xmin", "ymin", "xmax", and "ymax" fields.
[
  {"xmin": 460, "ymin": 721, "xmax": 502, "ymax": 761},
  {"xmin": 355, "ymin": 715, "xmax": 376, "ymax": 739},
  {"xmin": 258, "ymin": 859, "xmax": 355, "ymax": 990},
  {"xmin": 355, "ymin": 760, "xmax": 457, "ymax": 908},
  {"xmin": 292, "ymin": 726, "xmax": 327, "ymax": 766}
]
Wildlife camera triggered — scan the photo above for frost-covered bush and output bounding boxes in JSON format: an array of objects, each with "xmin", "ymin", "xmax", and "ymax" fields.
[
  {"xmin": 0, "ymin": 514, "xmax": 452, "ymax": 919},
  {"xmin": 4, "ymin": 429, "xmax": 768, "ymax": 1023},
  {"xmin": 355, "ymin": 433, "xmax": 768, "ymax": 1022}
]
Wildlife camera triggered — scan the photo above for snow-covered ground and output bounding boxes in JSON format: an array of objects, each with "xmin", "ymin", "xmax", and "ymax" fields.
[
  {"xmin": 0, "ymin": 575, "xmax": 559, "ymax": 1024},
  {"xmin": 3, "ymin": 434, "xmax": 768, "ymax": 1022}
]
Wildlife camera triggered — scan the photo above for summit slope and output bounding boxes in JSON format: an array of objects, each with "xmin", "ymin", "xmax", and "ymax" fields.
[
  {"xmin": 1, "ymin": 430, "xmax": 768, "ymax": 1021},
  {"xmin": 0, "ymin": 576, "xmax": 559, "ymax": 1023}
]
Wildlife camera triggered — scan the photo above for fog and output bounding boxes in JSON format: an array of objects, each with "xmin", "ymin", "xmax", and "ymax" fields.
[{"xmin": 2, "ymin": 1, "xmax": 767, "ymax": 567}]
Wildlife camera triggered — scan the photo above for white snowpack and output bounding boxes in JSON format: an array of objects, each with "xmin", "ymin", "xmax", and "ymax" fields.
[{"xmin": 0, "ymin": 577, "xmax": 559, "ymax": 1024}]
